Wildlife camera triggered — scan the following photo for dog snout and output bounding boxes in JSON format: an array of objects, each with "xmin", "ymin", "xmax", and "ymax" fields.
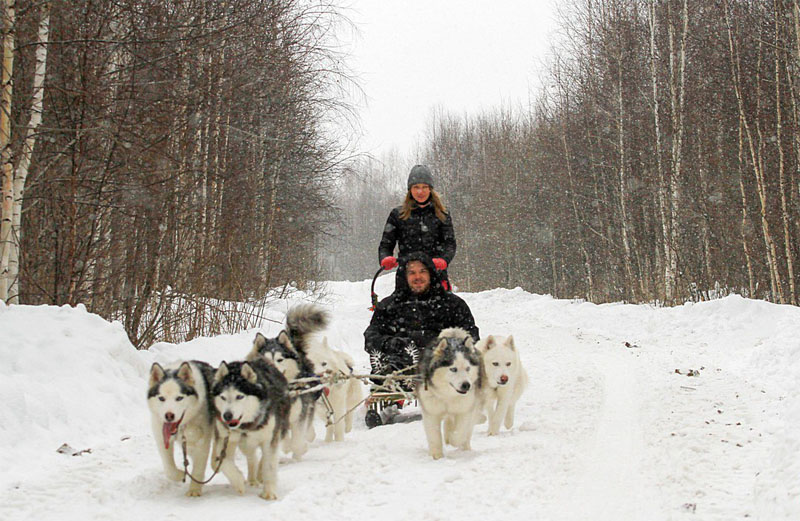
[
  {"xmin": 500, "ymin": 374, "xmax": 509, "ymax": 384},
  {"xmin": 459, "ymin": 381, "xmax": 471, "ymax": 393},
  {"xmin": 223, "ymin": 411, "xmax": 233, "ymax": 422},
  {"xmin": 165, "ymin": 412, "xmax": 175, "ymax": 422}
]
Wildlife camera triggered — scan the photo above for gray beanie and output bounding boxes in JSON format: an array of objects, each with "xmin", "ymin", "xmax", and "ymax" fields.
[{"xmin": 407, "ymin": 164, "xmax": 434, "ymax": 190}]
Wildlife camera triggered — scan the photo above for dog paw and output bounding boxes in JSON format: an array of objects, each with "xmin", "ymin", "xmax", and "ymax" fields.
[
  {"xmin": 185, "ymin": 487, "xmax": 203, "ymax": 497},
  {"xmin": 291, "ymin": 442, "xmax": 308, "ymax": 458},
  {"xmin": 259, "ymin": 489, "xmax": 278, "ymax": 500},
  {"xmin": 247, "ymin": 477, "xmax": 261, "ymax": 486},
  {"xmin": 487, "ymin": 429, "xmax": 499, "ymax": 436},
  {"xmin": 430, "ymin": 450, "xmax": 444, "ymax": 460},
  {"xmin": 230, "ymin": 478, "xmax": 246, "ymax": 495},
  {"xmin": 166, "ymin": 468, "xmax": 184, "ymax": 482}
]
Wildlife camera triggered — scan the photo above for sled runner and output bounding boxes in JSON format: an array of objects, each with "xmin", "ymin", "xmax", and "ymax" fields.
[{"xmin": 365, "ymin": 389, "xmax": 421, "ymax": 428}]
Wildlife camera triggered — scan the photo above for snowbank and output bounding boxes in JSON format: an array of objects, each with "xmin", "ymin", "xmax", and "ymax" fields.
[{"xmin": 0, "ymin": 287, "xmax": 798, "ymax": 520}]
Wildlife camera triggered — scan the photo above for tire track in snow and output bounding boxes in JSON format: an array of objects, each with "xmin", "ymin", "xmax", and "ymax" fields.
[{"xmin": 559, "ymin": 343, "xmax": 661, "ymax": 520}]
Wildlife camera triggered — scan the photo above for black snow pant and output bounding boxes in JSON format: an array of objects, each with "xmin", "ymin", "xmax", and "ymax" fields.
[{"xmin": 367, "ymin": 339, "xmax": 419, "ymax": 393}]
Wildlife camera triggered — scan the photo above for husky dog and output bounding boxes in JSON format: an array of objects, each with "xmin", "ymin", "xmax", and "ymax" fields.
[
  {"xmin": 211, "ymin": 359, "xmax": 293, "ymax": 500},
  {"xmin": 147, "ymin": 361, "xmax": 215, "ymax": 496},
  {"xmin": 247, "ymin": 330, "xmax": 303, "ymax": 380},
  {"xmin": 246, "ymin": 304, "xmax": 328, "ymax": 379},
  {"xmin": 245, "ymin": 304, "xmax": 329, "ymax": 455},
  {"xmin": 476, "ymin": 335, "xmax": 528, "ymax": 435},
  {"xmin": 416, "ymin": 328, "xmax": 483, "ymax": 460},
  {"xmin": 305, "ymin": 337, "xmax": 363, "ymax": 441}
]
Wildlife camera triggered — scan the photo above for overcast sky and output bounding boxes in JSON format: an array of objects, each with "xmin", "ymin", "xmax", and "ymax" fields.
[{"xmin": 345, "ymin": 0, "xmax": 559, "ymax": 158}]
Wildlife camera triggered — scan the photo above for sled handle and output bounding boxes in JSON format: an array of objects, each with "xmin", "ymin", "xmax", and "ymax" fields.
[{"xmin": 369, "ymin": 266, "xmax": 385, "ymax": 311}]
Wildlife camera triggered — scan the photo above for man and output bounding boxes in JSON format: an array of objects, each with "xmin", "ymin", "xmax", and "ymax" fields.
[{"xmin": 363, "ymin": 252, "xmax": 479, "ymax": 427}]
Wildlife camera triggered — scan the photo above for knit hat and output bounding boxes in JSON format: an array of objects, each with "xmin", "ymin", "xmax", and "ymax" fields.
[{"xmin": 407, "ymin": 164, "xmax": 434, "ymax": 190}]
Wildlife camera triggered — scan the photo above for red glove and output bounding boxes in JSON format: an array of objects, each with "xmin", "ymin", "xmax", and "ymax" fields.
[
  {"xmin": 380, "ymin": 256, "xmax": 398, "ymax": 270},
  {"xmin": 432, "ymin": 258, "xmax": 447, "ymax": 270}
]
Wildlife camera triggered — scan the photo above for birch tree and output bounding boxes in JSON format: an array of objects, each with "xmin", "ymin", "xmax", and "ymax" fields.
[
  {"xmin": 0, "ymin": 1, "xmax": 49, "ymax": 304},
  {"xmin": 0, "ymin": 0, "xmax": 15, "ymax": 303}
]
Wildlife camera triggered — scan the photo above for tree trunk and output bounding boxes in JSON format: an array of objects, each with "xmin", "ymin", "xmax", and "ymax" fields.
[
  {"xmin": 0, "ymin": 0, "xmax": 15, "ymax": 303},
  {"xmin": 667, "ymin": 0, "xmax": 688, "ymax": 303},
  {"xmin": 724, "ymin": 0, "xmax": 784, "ymax": 302},
  {"xmin": 775, "ymin": 0, "xmax": 797, "ymax": 304},
  {"xmin": 650, "ymin": 0, "xmax": 673, "ymax": 303},
  {"xmin": 8, "ymin": 3, "xmax": 50, "ymax": 304},
  {"xmin": 617, "ymin": 54, "xmax": 635, "ymax": 300},
  {"xmin": 738, "ymin": 117, "xmax": 756, "ymax": 298}
]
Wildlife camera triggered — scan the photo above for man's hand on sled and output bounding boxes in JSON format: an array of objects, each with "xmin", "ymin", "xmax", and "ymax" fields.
[
  {"xmin": 432, "ymin": 258, "xmax": 447, "ymax": 270},
  {"xmin": 380, "ymin": 256, "xmax": 398, "ymax": 270}
]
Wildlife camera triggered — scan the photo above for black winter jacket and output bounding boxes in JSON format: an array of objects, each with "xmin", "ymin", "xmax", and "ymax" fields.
[
  {"xmin": 364, "ymin": 253, "xmax": 479, "ymax": 356},
  {"xmin": 378, "ymin": 202, "xmax": 456, "ymax": 266}
]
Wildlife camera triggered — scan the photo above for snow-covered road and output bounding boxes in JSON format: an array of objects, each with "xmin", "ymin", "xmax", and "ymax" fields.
[{"xmin": 1, "ymin": 278, "xmax": 797, "ymax": 520}]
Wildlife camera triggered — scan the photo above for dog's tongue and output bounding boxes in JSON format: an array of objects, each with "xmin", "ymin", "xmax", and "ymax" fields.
[
  {"xmin": 162, "ymin": 421, "xmax": 180, "ymax": 449},
  {"xmin": 323, "ymin": 387, "xmax": 330, "ymax": 397}
]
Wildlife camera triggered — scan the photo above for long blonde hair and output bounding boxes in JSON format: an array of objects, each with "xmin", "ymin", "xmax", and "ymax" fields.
[{"xmin": 399, "ymin": 189, "xmax": 448, "ymax": 221}]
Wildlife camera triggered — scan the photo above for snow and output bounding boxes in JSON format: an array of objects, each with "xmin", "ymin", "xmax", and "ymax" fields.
[{"xmin": 1, "ymin": 277, "xmax": 798, "ymax": 520}]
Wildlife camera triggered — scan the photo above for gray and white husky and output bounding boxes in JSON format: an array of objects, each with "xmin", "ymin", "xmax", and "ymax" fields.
[
  {"xmin": 147, "ymin": 360, "xmax": 215, "ymax": 496},
  {"xmin": 416, "ymin": 328, "xmax": 484, "ymax": 460},
  {"xmin": 211, "ymin": 358, "xmax": 294, "ymax": 500},
  {"xmin": 246, "ymin": 303, "xmax": 329, "ymax": 380}
]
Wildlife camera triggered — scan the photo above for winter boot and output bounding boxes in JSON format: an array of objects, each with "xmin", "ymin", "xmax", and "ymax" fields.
[{"xmin": 365, "ymin": 409, "xmax": 382, "ymax": 429}]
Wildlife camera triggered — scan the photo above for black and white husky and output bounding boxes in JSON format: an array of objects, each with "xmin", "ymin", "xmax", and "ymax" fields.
[
  {"xmin": 246, "ymin": 304, "xmax": 328, "ymax": 380},
  {"xmin": 211, "ymin": 359, "xmax": 293, "ymax": 500},
  {"xmin": 245, "ymin": 304, "xmax": 328, "ymax": 453},
  {"xmin": 416, "ymin": 328, "xmax": 484, "ymax": 460},
  {"xmin": 147, "ymin": 360, "xmax": 215, "ymax": 496}
]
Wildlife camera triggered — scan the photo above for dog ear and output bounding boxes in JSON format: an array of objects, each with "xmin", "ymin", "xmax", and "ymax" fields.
[
  {"xmin": 149, "ymin": 363, "xmax": 166, "ymax": 388},
  {"xmin": 247, "ymin": 333, "xmax": 267, "ymax": 361},
  {"xmin": 214, "ymin": 362, "xmax": 229, "ymax": 384},
  {"xmin": 483, "ymin": 335, "xmax": 496, "ymax": 351},
  {"xmin": 176, "ymin": 362, "xmax": 195, "ymax": 385},
  {"xmin": 253, "ymin": 332, "xmax": 267, "ymax": 350},
  {"xmin": 241, "ymin": 362, "xmax": 259, "ymax": 384},
  {"xmin": 505, "ymin": 335, "xmax": 516, "ymax": 351},
  {"xmin": 321, "ymin": 336, "xmax": 329, "ymax": 349},
  {"xmin": 434, "ymin": 338, "xmax": 448, "ymax": 358},
  {"xmin": 277, "ymin": 330, "xmax": 296, "ymax": 352}
]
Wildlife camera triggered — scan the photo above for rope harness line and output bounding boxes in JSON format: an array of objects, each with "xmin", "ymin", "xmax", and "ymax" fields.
[
  {"xmin": 181, "ymin": 435, "xmax": 229, "ymax": 485},
  {"xmin": 178, "ymin": 369, "xmax": 418, "ymax": 483},
  {"xmin": 287, "ymin": 367, "xmax": 420, "ymax": 427}
]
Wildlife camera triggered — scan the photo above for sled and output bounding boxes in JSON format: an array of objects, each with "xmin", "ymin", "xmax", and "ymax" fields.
[{"xmin": 365, "ymin": 389, "xmax": 421, "ymax": 428}]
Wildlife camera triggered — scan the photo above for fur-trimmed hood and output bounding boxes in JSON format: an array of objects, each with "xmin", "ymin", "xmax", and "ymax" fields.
[{"xmin": 394, "ymin": 251, "xmax": 442, "ymax": 298}]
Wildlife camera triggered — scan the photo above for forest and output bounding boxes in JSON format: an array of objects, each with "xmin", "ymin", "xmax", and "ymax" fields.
[
  {"xmin": 333, "ymin": 0, "xmax": 800, "ymax": 309},
  {"xmin": 0, "ymin": 0, "xmax": 357, "ymax": 347},
  {"xmin": 3, "ymin": 0, "xmax": 800, "ymax": 347}
]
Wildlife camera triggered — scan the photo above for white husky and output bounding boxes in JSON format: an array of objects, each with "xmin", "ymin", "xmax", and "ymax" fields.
[
  {"xmin": 147, "ymin": 360, "xmax": 215, "ymax": 496},
  {"xmin": 416, "ymin": 328, "xmax": 483, "ymax": 459},
  {"xmin": 305, "ymin": 337, "xmax": 363, "ymax": 441},
  {"xmin": 476, "ymin": 335, "xmax": 528, "ymax": 435}
]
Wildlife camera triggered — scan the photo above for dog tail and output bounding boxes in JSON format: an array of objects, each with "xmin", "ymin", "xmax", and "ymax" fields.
[{"xmin": 286, "ymin": 303, "xmax": 329, "ymax": 353}]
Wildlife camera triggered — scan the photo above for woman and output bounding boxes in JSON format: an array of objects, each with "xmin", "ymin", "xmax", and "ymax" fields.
[{"xmin": 378, "ymin": 164, "xmax": 456, "ymax": 289}]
